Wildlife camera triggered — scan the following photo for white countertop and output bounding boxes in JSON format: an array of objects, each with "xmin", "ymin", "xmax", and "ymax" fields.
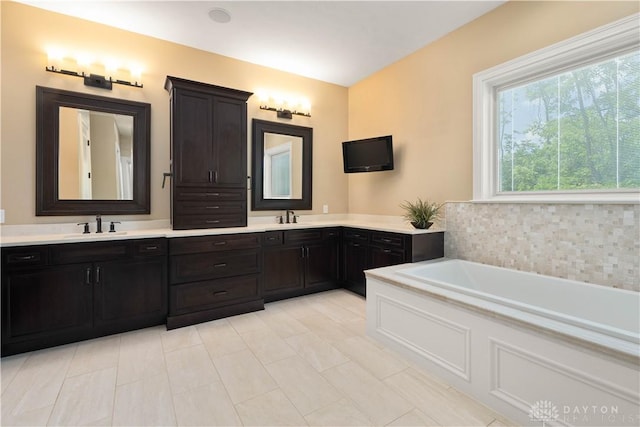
[{"xmin": 0, "ymin": 215, "xmax": 444, "ymax": 247}]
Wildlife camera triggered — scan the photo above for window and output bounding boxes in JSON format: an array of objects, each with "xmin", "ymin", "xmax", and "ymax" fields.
[{"xmin": 473, "ymin": 14, "xmax": 639, "ymax": 203}]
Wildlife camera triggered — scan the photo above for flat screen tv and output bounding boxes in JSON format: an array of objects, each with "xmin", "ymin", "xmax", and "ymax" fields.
[{"xmin": 342, "ymin": 135, "xmax": 393, "ymax": 173}]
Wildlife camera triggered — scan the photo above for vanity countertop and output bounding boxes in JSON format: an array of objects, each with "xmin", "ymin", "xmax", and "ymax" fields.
[{"xmin": 0, "ymin": 216, "xmax": 444, "ymax": 247}]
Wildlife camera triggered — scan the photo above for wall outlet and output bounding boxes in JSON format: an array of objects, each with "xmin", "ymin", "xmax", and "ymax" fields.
[
  {"xmin": 322, "ymin": 204, "xmax": 329, "ymax": 214},
  {"xmin": 0, "ymin": 209, "xmax": 4, "ymax": 224}
]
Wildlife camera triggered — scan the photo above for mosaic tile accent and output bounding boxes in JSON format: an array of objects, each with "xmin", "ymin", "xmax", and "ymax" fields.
[{"xmin": 444, "ymin": 202, "xmax": 640, "ymax": 291}]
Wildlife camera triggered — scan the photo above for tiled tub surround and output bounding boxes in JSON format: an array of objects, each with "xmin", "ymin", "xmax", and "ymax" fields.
[{"xmin": 444, "ymin": 202, "xmax": 640, "ymax": 291}]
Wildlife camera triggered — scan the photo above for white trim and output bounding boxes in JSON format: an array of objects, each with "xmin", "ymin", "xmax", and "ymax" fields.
[{"xmin": 473, "ymin": 13, "xmax": 640, "ymax": 203}]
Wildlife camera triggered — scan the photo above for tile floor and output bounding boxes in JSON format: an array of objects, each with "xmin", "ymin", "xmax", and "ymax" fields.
[{"xmin": 1, "ymin": 289, "xmax": 513, "ymax": 426}]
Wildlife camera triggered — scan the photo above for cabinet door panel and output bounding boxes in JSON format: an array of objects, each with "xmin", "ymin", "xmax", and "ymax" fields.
[
  {"xmin": 263, "ymin": 246, "xmax": 304, "ymax": 293},
  {"xmin": 212, "ymin": 97, "xmax": 246, "ymax": 187},
  {"xmin": 306, "ymin": 241, "xmax": 338, "ymax": 288},
  {"xmin": 369, "ymin": 246, "xmax": 405, "ymax": 269},
  {"xmin": 3, "ymin": 264, "xmax": 93, "ymax": 341},
  {"xmin": 94, "ymin": 258, "xmax": 167, "ymax": 326},
  {"xmin": 174, "ymin": 90, "xmax": 213, "ymax": 185}
]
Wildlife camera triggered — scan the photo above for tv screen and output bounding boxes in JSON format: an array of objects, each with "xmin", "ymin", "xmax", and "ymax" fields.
[{"xmin": 342, "ymin": 135, "xmax": 393, "ymax": 173}]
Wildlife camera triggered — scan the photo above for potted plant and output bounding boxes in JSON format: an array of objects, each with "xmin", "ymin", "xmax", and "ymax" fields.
[{"xmin": 400, "ymin": 198, "xmax": 443, "ymax": 229}]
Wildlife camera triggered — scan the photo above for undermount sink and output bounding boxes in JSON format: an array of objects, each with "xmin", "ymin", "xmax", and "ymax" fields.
[{"xmin": 63, "ymin": 231, "xmax": 128, "ymax": 238}]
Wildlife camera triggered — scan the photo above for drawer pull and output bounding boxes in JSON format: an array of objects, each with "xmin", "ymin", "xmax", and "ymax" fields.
[
  {"xmin": 383, "ymin": 249, "xmax": 392, "ymax": 253},
  {"xmin": 213, "ymin": 263, "xmax": 227, "ymax": 268},
  {"xmin": 213, "ymin": 241, "xmax": 227, "ymax": 246},
  {"xmin": 352, "ymin": 243, "xmax": 360, "ymax": 247},
  {"xmin": 206, "ymin": 220, "xmax": 221, "ymax": 224},
  {"xmin": 267, "ymin": 237, "xmax": 277, "ymax": 241},
  {"xmin": 12, "ymin": 255, "xmax": 36, "ymax": 261},
  {"xmin": 212, "ymin": 290, "xmax": 228, "ymax": 296},
  {"xmin": 145, "ymin": 246, "xmax": 158, "ymax": 250},
  {"xmin": 206, "ymin": 193, "xmax": 221, "ymax": 197},
  {"xmin": 85, "ymin": 267, "xmax": 92, "ymax": 286},
  {"xmin": 381, "ymin": 238, "xmax": 392, "ymax": 243},
  {"xmin": 206, "ymin": 206, "xmax": 220, "ymax": 209}
]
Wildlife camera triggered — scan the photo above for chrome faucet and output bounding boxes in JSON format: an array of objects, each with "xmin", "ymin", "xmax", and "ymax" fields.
[
  {"xmin": 96, "ymin": 215, "xmax": 103, "ymax": 233},
  {"xmin": 285, "ymin": 210, "xmax": 294, "ymax": 224}
]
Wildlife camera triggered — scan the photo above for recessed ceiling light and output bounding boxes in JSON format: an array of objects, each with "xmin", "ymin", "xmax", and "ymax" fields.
[{"xmin": 208, "ymin": 7, "xmax": 231, "ymax": 24}]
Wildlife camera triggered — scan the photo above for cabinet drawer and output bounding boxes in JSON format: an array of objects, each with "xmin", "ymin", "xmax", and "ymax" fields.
[
  {"xmin": 344, "ymin": 228, "xmax": 370, "ymax": 242},
  {"xmin": 285, "ymin": 229, "xmax": 323, "ymax": 244},
  {"xmin": 170, "ymin": 274, "xmax": 260, "ymax": 315},
  {"xmin": 371, "ymin": 232, "xmax": 405, "ymax": 248},
  {"xmin": 263, "ymin": 231, "xmax": 283, "ymax": 246},
  {"xmin": 170, "ymin": 233, "xmax": 260, "ymax": 255},
  {"xmin": 170, "ymin": 249, "xmax": 260, "ymax": 283},
  {"xmin": 323, "ymin": 228, "xmax": 341, "ymax": 239},
  {"xmin": 172, "ymin": 214, "xmax": 247, "ymax": 230},
  {"xmin": 133, "ymin": 239, "xmax": 167, "ymax": 256},
  {"xmin": 52, "ymin": 241, "xmax": 129, "ymax": 264},
  {"xmin": 175, "ymin": 188, "xmax": 245, "ymax": 201},
  {"xmin": 175, "ymin": 201, "xmax": 245, "ymax": 216},
  {"xmin": 2, "ymin": 247, "xmax": 48, "ymax": 269}
]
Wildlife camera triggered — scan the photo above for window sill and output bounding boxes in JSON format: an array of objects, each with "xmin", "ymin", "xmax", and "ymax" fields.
[{"xmin": 471, "ymin": 192, "xmax": 640, "ymax": 204}]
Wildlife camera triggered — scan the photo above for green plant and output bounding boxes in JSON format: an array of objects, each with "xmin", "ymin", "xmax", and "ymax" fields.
[{"xmin": 400, "ymin": 198, "xmax": 443, "ymax": 229}]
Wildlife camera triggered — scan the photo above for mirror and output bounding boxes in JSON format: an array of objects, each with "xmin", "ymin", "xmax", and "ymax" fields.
[
  {"xmin": 36, "ymin": 86, "xmax": 150, "ymax": 215},
  {"xmin": 58, "ymin": 108, "xmax": 134, "ymax": 200},
  {"xmin": 251, "ymin": 119, "xmax": 312, "ymax": 210}
]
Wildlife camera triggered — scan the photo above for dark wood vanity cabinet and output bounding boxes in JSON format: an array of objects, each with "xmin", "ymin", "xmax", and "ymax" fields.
[
  {"xmin": 1, "ymin": 239, "xmax": 167, "ymax": 356},
  {"xmin": 165, "ymin": 76, "xmax": 253, "ymax": 230},
  {"xmin": 263, "ymin": 228, "xmax": 340, "ymax": 302},
  {"xmin": 342, "ymin": 227, "xmax": 444, "ymax": 296},
  {"xmin": 167, "ymin": 233, "xmax": 263, "ymax": 329}
]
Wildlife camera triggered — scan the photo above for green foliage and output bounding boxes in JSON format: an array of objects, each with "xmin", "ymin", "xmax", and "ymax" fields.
[
  {"xmin": 498, "ymin": 51, "xmax": 639, "ymax": 192},
  {"xmin": 400, "ymin": 198, "xmax": 443, "ymax": 228}
]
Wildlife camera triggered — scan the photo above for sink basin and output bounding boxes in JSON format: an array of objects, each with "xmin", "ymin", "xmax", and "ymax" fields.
[{"xmin": 63, "ymin": 231, "xmax": 128, "ymax": 238}]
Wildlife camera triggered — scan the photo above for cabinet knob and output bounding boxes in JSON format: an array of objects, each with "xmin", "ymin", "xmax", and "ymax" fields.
[{"xmin": 213, "ymin": 263, "xmax": 227, "ymax": 268}]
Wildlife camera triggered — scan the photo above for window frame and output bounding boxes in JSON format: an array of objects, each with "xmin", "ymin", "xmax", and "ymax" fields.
[{"xmin": 472, "ymin": 14, "xmax": 640, "ymax": 204}]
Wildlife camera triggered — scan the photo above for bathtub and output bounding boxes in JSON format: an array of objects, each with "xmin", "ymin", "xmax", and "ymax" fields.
[{"xmin": 365, "ymin": 259, "xmax": 640, "ymax": 426}]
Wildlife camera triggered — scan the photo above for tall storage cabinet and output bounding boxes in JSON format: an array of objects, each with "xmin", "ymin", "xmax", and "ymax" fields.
[{"xmin": 165, "ymin": 76, "xmax": 253, "ymax": 229}]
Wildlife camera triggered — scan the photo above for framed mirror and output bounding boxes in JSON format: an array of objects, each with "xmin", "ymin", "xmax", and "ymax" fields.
[
  {"xmin": 251, "ymin": 119, "xmax": 312, "ymax": 210},
  {"xmin": 36, "ymin": 86, "xmax": 150, "ymax": 215}
]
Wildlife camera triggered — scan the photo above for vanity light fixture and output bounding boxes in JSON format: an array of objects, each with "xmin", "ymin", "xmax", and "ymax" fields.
[
  {"xmin": 257, "ymin": 91, "xmax": 311, "ymax": 119},
  {"xmin": 45, "ymin": 50, "xmax": 143, "ymax": 89}
]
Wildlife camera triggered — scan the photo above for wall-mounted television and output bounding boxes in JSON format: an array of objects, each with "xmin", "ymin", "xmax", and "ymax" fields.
[{"xmin": 342, "ymin": 135, "xmax": 394, "ymax": 173}]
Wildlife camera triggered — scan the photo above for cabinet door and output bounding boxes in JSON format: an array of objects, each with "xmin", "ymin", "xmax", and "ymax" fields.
[
  {"xmin": 94, "ymin": 258, "xmax": 167, "ymax": 327},
  {"xmin": 263, "ymin": 246, "xmax": 304, "ymax": 294},
  {"xmin": 173, "ymin": 89, "xmax": 213, "ymax": 186},
  {"xmin": 343, "ymin": 240, "xmax": 369, "ymax": 287},
  {"xmin": 369, "ymin": 246, "xmax": 405, "ymax": 269},
  {"xmin": 306, "ymin": 240, "xmax": 338, "ymax": 288},
  {"xmin": 212, "ymin": 97, "xmax": 247, "ymax": 187},
  {"xmin": 2, "ymin": 264, "xmax": 93, "ymax": 342}
]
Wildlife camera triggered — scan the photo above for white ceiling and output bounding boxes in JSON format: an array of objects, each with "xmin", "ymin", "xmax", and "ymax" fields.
[{"xmin": 18, "ymin": 0, "xmax": 506, "ymax": 87}]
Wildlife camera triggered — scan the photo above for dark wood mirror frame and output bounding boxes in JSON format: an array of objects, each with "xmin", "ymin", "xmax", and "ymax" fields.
[
  {"xmin": 251, "ymin": 119, "xmax": 312, "ymax": 211},
  {"xmin": 36, "ymin": 86, "xmax": 151, "ymax": 215}
]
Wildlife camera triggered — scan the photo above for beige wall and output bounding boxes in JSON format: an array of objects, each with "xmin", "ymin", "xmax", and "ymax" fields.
[
  {"xmin": 347, "ymin": 1, "xmax": 639, "ymax": 215},
  {"xmin": 0, "ymin": 2, "xmax": 349, "ymax": 225}
]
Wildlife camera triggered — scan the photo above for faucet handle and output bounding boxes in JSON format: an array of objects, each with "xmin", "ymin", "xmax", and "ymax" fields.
[
  {"xmin": 293, "ymin": 215, "xmax": 299, "ymax": 224},
  {"xmin": 109, "ymin": 221, "xmax": 121, "ymax": 233},
  {"xmin": 276, "ymin": 215, "xmax": 284, "ymax": 224},
  {"xmin": 77, "ymin": 222, "xmax": 90, "ymax": 234}
]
